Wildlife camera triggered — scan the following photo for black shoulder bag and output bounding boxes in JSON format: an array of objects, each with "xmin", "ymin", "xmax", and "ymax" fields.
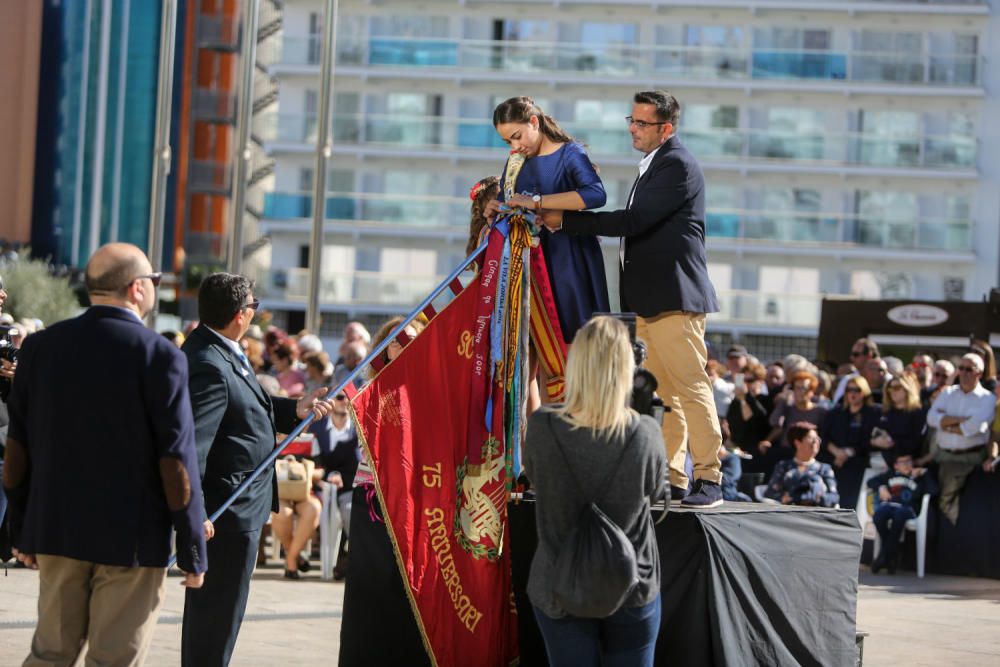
[{"xmin": 549, "ymin": 414, "xmax": 640, "ymax": 618}]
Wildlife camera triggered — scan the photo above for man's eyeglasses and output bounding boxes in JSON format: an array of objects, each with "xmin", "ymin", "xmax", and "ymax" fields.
[
  {"xmin": 850, "ymin": 350, "xmax": 864, "ymax": 357},
  {"xmin": 625, "ymin": 116, "xmax": 668, "ymax": 129},
  {"xmin": 131, "ymin": 273, "xmax": 162, "ymax": 287},
  {"xmin": 958, "ymin": 365, "xmax": 978, "ymax": 373}
]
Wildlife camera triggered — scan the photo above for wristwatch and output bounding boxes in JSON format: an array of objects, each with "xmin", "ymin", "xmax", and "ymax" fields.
[{"xmin": 531, "ymin": 194, "xmax": 542, "ymax": 210}]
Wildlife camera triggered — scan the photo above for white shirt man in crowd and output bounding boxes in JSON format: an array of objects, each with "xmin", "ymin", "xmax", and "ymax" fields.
[{"xmin": 925, "ymin": 352, "xmax": 996, "ymax": 523}]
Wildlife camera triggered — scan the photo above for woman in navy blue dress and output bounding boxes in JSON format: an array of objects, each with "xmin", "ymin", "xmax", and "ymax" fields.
[{"xmin": 490, "ymin": 97, "xmax": 610, "ymax": 344}]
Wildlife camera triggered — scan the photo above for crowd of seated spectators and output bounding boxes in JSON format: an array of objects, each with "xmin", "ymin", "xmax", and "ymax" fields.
[{"xmin": 709, "ymin": 337, "xmax": 999, "ymax": 528}]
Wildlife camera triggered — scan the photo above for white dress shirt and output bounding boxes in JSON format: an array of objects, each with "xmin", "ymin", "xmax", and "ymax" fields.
[{"xmin": 926, "ymin": 383, "xmax": 996, "ymax": 451}]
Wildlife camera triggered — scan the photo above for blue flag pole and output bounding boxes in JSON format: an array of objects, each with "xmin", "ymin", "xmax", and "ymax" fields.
[{"xmin": 168, "ymin": 240, "xmax": 489, "ymax": 568}]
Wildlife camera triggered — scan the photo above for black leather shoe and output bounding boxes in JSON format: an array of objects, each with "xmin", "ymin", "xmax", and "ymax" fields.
[
  {"xmin": 871, "ymin": 556, "xmax": 884, "ymax": 575},
  {"xmin": 284, "ymin": 569, "xmax": 301, "ymax": 580},
  {"xmin": 670, "ymin": 485, "xmax": 689, "ymax": 501},
  {"xmin": 297, "ymin": 556, "xmax": 311, "ymax": 573}
]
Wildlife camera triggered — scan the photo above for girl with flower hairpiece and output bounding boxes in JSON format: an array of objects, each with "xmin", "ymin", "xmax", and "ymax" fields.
[{"xmin": 466, "ymin": 176, "xmax": 500, "ymax": 268}]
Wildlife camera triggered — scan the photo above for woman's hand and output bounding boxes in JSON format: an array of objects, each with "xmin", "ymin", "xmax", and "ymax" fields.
[
  {"xmin": 483, "ymin": 199, "xmax": 503, "ymax": 224},
  {"xmin": 757, "ymin": 440, "xmax": 772, "ymax": 453},
  {"xmin": 507, "ymin": 193, "xmax": 536, "ymax": 210}
]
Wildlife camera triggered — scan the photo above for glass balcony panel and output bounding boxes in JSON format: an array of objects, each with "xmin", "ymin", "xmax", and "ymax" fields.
[
  {"xmin": 279, "ymin": 36, "xmax": 360, "ymax": 66},
  {"xmin": 928, "ymin": 56, "xmax": 980, "ymax": 85},
  {"xmin": 706, "ymin": 213, "xmax": 740, "ymax": 239},
  {"xmin": 851, "ymin": 54, "xmax": 924, "ymax": 83},
  {"xmin": 751, "ymin": 51, "xmax": 847, "ymax": 80},
  {"xmin": 855, "ymin": 136, "xmax": 921, "ymax": 167},
  {"xmin": 457, "ymin": 122, "xmax": 507, "ymax": 149},
  {"xmin": 923, "ymin": 137, "xmax": 976, "ymax": 168},
  {"xmin": 885, "ymin": 221, "xmax": 917, "ymax": 249},
  {"xmin": 365, "ymin": 117, "xmax": 442, "ymax": 146},
  {"xmin": 269, "ymin": 268, "xmax": 445, "ymax": 307},
  {"xmin": 747, "ymin": 132, "xmax": 826, "ymax": 161},
  {"xmin": 683, "ymin": 130, "xmax": 744, "ymax": 160},
  {"xmin": 916, "ymin": 222, "xmax": 972, "ymax": 252},
  {"xmin": 264, "ymin": 193, "xmax": 311, "ymax": 219},
  {"xmin": 714, "ymin": 291, "xmax": 822, "ymax": 329},
  {"xmin": 368, "ymin": 38, "xmax": 458, "ymax": 66}
]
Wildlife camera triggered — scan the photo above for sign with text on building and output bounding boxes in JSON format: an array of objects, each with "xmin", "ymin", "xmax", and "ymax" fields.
[{"xmin": 886, "ymin": 304, "xmax": 950, "ymax": 328}]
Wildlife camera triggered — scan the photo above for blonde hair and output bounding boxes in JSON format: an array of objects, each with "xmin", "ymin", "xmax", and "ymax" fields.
[
  {"xmin": 887, "ymin": 374, "xmax": 921, "ymax": 412},
  {"xmin": 555, "ymin": 316, "xmax": 636, "ymax": 441}
]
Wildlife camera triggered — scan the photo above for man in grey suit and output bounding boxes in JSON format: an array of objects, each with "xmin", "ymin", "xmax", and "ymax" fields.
[
  {"xmin": 181, "ymin": 273, "xmax": 334, "ymax": 666},
  {"xmin": 541, "ymin": 90, "xmax": 723, "ymax": 507}
]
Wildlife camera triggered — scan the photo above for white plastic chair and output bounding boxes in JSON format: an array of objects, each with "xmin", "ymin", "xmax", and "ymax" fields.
[
  {"xmin": 856, "ymin": 469, "xmax": 931, "ymax": 578},
  {"xmin": 320, "ymin": 483, "xmax": 344, "ymax": 580},
  {"xmin": 754, "ymin": 484, "xmax": 780, "ymax": 505}
]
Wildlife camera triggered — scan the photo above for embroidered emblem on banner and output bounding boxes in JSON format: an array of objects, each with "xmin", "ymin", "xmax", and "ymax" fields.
[{"xmin": 454, "ymin": 436, "xmax": 505, "ymax": 561}]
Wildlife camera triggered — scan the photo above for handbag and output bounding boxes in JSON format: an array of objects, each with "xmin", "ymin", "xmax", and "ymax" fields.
[
  {"xmin": 275, "ymin": 455, "xmax": 314, "ymax": 502},
  {"xmin": 549, "ymin": 413, "xmax": 641, "ymax": 618}
]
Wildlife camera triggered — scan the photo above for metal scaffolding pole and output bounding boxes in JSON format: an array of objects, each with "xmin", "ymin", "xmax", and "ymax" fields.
[
  {"xmin": 305, "ymin": 0, "xmax": 339, "ymax": 335},
  {"xmin": 227, "ymin": 0, "xmax": 261, "ymax": 275},
  {"xmin": 146, "ymin": 0, "xmax": 178, "ymax": 329}
]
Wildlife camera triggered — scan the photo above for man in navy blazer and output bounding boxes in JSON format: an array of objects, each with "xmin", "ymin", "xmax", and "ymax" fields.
[
  {"xmin": 3, "ymin": 243, "xmax": 207, "ymax": 665},
  {"xmin": 181, "ymin": 272, "xmax": 333, "ymax": 667},
  {"xmin": 541, "ymin": 90, "xmax": 724, "ymax": 507}
]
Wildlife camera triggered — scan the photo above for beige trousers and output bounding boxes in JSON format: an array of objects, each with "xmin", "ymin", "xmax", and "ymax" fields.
[
  {"xmin": 24, "ymin": 555, "xmax": 167, "ymax": 667},
  {"xmin": 637, "ymin": 312, "xmax": 722, "ymax": 488}
]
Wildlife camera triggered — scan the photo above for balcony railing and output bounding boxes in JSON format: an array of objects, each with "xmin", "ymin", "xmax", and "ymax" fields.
[
  {"xmin": 706, "ymin": 208, "xmax": 973, "ymax": 252},
  {"xmin": 262, "ymin": 268, "xmax": 449, "ymax": 306},
  {"xmin": 262, "ymin": 190, "xmax": 973, "ymax": 254},
  {"xmin": 263, "ymin": 191, "xmax": 468, "ymax": 227},
  {"xmin": 256, "ymin": 112, "xmax": 977, "ymax": 171},
  {"xmin": 281, "ymin": 33, "xmax": 984, "ymax": 87}
]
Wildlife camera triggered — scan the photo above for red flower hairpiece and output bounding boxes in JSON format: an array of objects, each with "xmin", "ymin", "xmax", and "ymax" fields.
[{"xmin": 469, "ymin": 181, "xmax": 485, "ymax": 201}]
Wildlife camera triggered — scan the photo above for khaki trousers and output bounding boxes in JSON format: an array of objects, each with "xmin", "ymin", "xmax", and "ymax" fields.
[
  {"xmin": 24, "ymin": 555, "xmax": 167, "ymax": 667},
  {"xmin": 935, "ymin": 447, "xmax": 988, "ymax": 524},
  {"xmin": 637, "ymin": 312, "xmax": 722, "ymax": 488}
]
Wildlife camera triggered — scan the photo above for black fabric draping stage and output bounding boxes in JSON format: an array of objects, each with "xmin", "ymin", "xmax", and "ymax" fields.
[
  {"xmin": 926, "ymin": 469, "xmax": 1000, "ymax": 579},
  {"xmin": 340, "ymin": 495, "xmax": 862, "ymax": 667}
]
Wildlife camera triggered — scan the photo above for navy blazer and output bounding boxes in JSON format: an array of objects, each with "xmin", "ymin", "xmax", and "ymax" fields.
[
  {"xmin": 564, "ymin": 135, "xmax": 719, "ymax": 317},
  {"xmin": 5, "ymin": 306, "xmax": 206, "ymax": 573},
  {"xmin": 183, "ymin": 325, "xmax": 299, "ymax": 533}
]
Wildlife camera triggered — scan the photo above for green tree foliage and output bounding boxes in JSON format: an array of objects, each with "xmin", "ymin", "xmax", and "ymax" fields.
[{"xmin": 2, "ymin": 259, "xmax": 81, "ymax": 327}]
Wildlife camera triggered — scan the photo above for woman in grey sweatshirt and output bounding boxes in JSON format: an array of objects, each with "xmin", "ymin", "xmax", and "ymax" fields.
[{"xmin": 523, "ymin": 316, "xmax": 666, "ymax": 667}]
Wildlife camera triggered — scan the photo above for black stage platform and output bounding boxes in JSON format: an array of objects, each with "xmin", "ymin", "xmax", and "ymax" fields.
[{"xmin": 340, "ymin": 495, "xmax": 863, "ymax": 667}]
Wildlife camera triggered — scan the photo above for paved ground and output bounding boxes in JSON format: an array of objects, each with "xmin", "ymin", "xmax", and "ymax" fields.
[{"xmin": 2, "ymin": 560, "xmax": 999, "ymax": 665}]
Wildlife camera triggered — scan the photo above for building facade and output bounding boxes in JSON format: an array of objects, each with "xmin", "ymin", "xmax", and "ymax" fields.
[
  {"xmin": 257, "ymin": 0, "xmax": 999, "ymax": 355},
  {"xmin": 31, "ymin": 0, "xmax": 165, "ymax": 267}
]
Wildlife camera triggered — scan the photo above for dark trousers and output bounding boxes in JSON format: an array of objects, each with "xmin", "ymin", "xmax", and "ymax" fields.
[
  {"xmin": 532, "ymin": 594, "xmax": 662, "ymax": 667},
  {"xmin": 873, "ymin": 503, "xmax": 916, "ymax": 561},
  {"xmin": 182, "ymin": 528, "xmax": 261, "ymax": 667}
]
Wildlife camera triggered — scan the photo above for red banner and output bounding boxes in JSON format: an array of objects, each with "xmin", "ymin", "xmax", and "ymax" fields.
[{"xmin": 350, "ymin": 258, "xmax": 519, "ymax": 666}]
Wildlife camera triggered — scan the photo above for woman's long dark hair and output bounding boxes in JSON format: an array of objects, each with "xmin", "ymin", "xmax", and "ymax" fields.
[{"xmin": 492, "ymin": 96, "xmax": 575, "ymax": 145}]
